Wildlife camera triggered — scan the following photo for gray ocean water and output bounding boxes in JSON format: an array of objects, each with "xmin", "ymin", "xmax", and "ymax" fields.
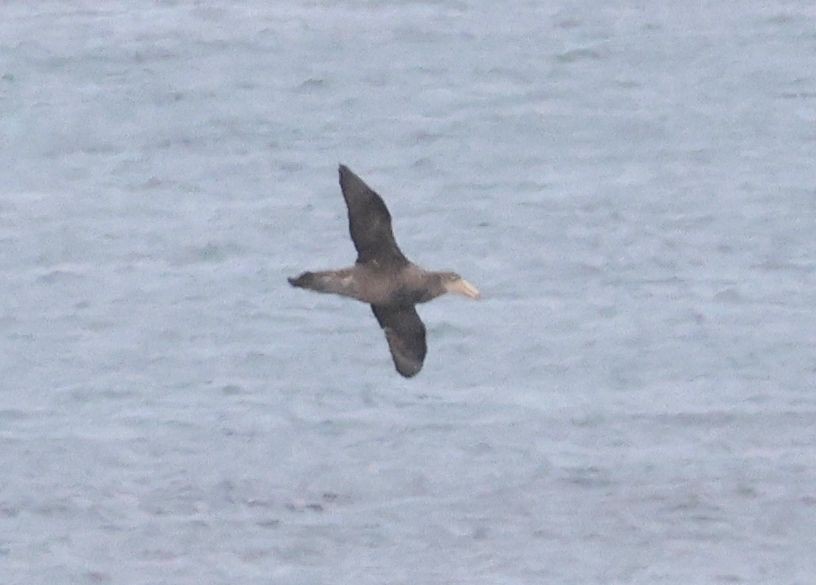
[{"xmin": 2, "ymin": 2, "xmax": 815, "ymax": 584}]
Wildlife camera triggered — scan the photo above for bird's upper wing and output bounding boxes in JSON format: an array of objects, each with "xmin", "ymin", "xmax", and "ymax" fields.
[
  {"xmin": 371, "ymin": 304, "xmax": 427, "ymax": 378},
  {"xmin": 338, "ymin": 165, "xmax": 408, "ymax": 268}
]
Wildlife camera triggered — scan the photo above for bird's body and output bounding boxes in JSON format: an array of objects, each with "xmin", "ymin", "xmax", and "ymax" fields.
[
  {"xmin": 289, "ymin": 263, "xmax": 450, "ymax": 306},
  {"xmin": 288, "ymin": 165, "xmax": 479, "ymax": 377}
]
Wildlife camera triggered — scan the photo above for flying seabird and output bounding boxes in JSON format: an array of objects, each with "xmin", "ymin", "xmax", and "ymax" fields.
[{"xmin": 288, "ymin": 164, "xmax": 480, "ymax": 377}]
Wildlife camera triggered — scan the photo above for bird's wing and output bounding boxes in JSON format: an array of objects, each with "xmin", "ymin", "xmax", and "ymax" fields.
[
  {"xmin": 338, "ymin": 165, "xmax": 409, "ymax": 267},
  {"xmin": 371, "ymin": 304, "xmax": 427, "ymax": 378}
]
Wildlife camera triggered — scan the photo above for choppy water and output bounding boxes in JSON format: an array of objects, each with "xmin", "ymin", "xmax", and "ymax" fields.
[{"xmin": 2, "ymin": 2, "xmax": 815, "ymax": 584}]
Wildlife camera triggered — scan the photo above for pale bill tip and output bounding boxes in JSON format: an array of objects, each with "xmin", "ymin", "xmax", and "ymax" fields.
[{"xmin": 453, "ymin": 278, "xmax": 481, "ymax": 299}]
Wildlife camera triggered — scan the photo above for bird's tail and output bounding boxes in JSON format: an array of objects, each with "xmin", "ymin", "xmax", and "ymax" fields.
[
  {"xmin": 288, "ymin": 269, "xmax": 359, "ymax": 299},
  {"xmin": 288, "ymin": 271, "xmax": 315, "ymax": 288},
  {"xmin": 286, "ymin": 272, "xmax": 317, "ymax": 289}
]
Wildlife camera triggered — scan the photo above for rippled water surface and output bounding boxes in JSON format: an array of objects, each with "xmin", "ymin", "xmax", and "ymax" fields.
[{"xmin": 2, "ymin": 2, "xmax": 815, "ymax": 584}]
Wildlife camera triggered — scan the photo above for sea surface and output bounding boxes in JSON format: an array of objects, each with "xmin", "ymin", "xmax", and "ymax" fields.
[{"xmin": 1, "ymin": 2, "xmax": 815, "ymax": 584}]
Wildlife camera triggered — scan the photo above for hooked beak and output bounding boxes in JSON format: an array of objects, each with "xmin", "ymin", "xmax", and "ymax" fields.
[{"xmin": 446, "ymin": 278, "xmax": 481, "ymax": 300}]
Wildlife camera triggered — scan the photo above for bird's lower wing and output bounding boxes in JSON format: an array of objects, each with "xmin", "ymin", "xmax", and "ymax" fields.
[{"xmin": 370, "ymin": 304, "xmax": 427, "ymax": 378}]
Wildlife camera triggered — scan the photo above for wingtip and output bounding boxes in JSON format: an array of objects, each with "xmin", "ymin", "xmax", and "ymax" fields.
[
  {"xmin": 397, "ymin": 367, "xmax": 422, "ymax": 378},
  {"xmin": 338, "ymin": 164, "xmax": 360, "ymax": 189}
]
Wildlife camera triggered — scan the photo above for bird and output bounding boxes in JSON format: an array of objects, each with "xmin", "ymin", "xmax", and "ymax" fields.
[{"xmin": 288, "ymin": 164, "xmax": 480, "ymax": 377}]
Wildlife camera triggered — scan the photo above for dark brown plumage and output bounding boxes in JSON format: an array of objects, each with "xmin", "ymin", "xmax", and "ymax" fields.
[{"xmin": 288, "ymin": 165, "xmax": 479, "ymax": 377}]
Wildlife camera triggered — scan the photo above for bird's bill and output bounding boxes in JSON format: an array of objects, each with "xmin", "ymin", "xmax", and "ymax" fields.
[{"xmin": 446, "ymin": 278, "xmax": 481, "ymax": 299}]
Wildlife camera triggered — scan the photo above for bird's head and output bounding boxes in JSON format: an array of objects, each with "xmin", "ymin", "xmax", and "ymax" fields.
[{"xmin": 439, "ymin": 272, "xmax": 481, "ymax": 300}]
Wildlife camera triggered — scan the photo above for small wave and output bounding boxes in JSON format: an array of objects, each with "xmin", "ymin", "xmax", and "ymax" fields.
[{"xmin": 555, "ymin": 48, "xmax": 602, "ymax": 64}]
